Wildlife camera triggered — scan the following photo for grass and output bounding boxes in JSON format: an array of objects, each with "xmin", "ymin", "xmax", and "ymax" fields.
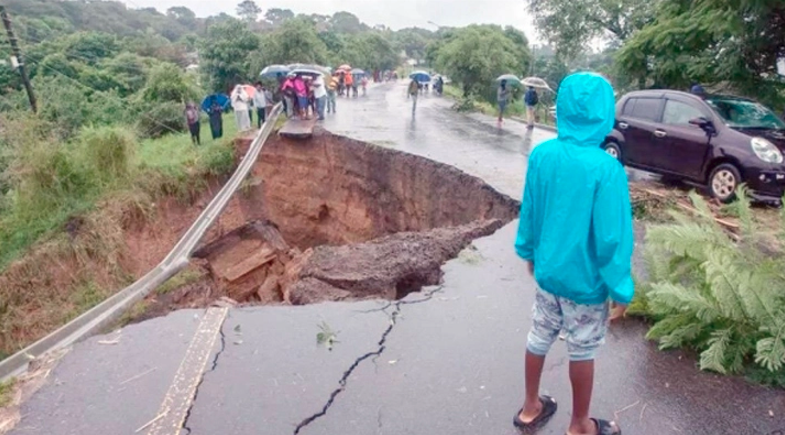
[
  {"xmin": 0, "ymin": 378, "xmax": 16, "ymax": 407},
  {"xmin": 0, "ymin": 113, "xmax": 247, "ymax": 359},
  {"xmin": 116, "ymin": 299, "xmax": 150, "ymax": 328},
  {"xmin": 443, "ymin": 84, "xmax": 555, "ymax": 126},
  {"xmin": 0, "ymin": 113, "xmax": 240, "ymax": 271},
  {"xmin": 156, "ymin": 267, "xmax": 205, "ymax": 296}
]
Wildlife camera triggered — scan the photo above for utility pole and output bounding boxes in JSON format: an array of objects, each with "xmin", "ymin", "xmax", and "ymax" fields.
[{"xmin": 0, "ymin": 6, "xmax": 36, "ymax": 113}]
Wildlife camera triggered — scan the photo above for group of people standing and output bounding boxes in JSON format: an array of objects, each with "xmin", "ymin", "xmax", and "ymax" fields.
[
  {"xmin": 183, "ymin": 83, "xmax": 274, "ymax": 146},
  {"xmin": 497, "ymin": 79, "xmax": 540, "ymax": 128},
  {"xmin": 277, "ymin": 71, "xmax": 368, "ymax": 121},
  {"xmin": 278, "ymin": 73, "xmax": 327, "ymax": 121},
  {"xmin": 229, "ymin": 83, "xmax": 274, "ymax": 132}
]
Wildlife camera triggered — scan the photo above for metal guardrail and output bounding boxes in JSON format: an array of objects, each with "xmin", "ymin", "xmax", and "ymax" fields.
[{"xmin": 0, "ymin": 104, "xmax": 283, "ymax": 381}]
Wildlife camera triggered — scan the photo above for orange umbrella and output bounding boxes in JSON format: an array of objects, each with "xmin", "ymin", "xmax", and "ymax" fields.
[
  {"xmin": 337, "ymin": 64, "xmax": 351, "ymax": 71},
  {"xmin": 242, "ymin": 84, "xmax": 256, "ymax": 97}
]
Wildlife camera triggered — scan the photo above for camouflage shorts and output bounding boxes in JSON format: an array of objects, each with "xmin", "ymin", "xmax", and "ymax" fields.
[{"xmin": 526, "ymin": 288, "xmax": 609, "ymax": 361}]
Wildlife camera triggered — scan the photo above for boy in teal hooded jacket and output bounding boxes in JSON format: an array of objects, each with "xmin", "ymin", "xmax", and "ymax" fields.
[{"xmin": 513, "ymin": 72, "xmax": 632, "ymax": 435}]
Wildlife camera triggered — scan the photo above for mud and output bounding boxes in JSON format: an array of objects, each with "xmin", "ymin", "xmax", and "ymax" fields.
[{"xmin": 158, "ymin": 128, "xmax": 520, "ymax": 310}]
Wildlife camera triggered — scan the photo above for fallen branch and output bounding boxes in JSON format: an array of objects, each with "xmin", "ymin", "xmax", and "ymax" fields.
[{"xmin": 640, "ymin": 188, "xmax": 741, "ymax": 239}]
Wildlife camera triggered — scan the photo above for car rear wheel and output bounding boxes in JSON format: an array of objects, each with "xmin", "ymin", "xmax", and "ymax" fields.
[
  {"xmin": 708, "ymin": 163, "xmax": 741, "ymax": 203},
  {"xmin": 603, "ymin": 142, "xmax": 621, "ymax": 161}
]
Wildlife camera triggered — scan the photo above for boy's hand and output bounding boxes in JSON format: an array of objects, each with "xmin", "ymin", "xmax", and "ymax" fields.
[
  {"xmin": 526, "ymin": 261, "xmax": 534, "ymax": 276},
  {"xmin": 609, "ymin": 302, "xmax": 627, "ymax": 321}
]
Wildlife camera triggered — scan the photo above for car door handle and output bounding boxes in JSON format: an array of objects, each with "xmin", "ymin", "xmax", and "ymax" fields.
[
  {"xmin": 618, "ymin": 122, "xmax": 628, "ymax": 130},
  {"xmin": 654, "ymin": 130, "xmax": 667, "ymax": 138}
]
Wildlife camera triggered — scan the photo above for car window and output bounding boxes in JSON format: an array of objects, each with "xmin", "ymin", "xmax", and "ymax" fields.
[
  {"xmin": 622, "ymin": 98, "xmax": 636, "ymax": 116},
  {"xmin": 629, "ymin": 98, "xmax": 659, "ymax": 121},
  {"xmin": 662, "ymin": 100, "xmax": 705, "ymax": 126},
  {"xmin": 706, "ymin": 98, "xmax": 785, "ymax": 129}
]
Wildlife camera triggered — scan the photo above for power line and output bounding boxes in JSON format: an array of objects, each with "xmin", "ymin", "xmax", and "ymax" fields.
[{"xmin": 25, "ymin": 56, "xmax": 182, "ymax": 136}]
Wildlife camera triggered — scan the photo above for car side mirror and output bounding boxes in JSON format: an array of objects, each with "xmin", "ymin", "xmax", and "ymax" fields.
[{"xmin": 689, "ymin": 117, "xmax": 715, "ymax": 133}]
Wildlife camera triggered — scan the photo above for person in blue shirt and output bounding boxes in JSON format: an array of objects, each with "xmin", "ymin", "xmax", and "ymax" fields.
[
  {"xmin": 524, "ymin": 86, "xmax": 539, "ymax": 128},
  {"xmin": 513, "ymin": 72, "xmax": 632, "ymax": 435}
]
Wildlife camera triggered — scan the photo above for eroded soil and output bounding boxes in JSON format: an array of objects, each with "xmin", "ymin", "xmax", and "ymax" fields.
[{"xmin": 137, "ymin": 128, "xmax": 520, "ymax": 316}]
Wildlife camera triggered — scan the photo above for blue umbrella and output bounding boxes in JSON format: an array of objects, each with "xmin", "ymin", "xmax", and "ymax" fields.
[
  {"xmin": 201, "ymin": 93, "xmax": 230, "ymax": 113},
  {"xmin": 260, "ymin": 64, "xmax": 290, "ymax": 78},
  {"xmin": 409, "ymin": 70, "xmax": 431, "ymax": 83},
  {"xmin": 351, "ymin": 68, "xmax": 366, "ymax": 76}
]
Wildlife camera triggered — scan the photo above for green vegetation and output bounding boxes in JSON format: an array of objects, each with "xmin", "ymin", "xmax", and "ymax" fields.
[
  {"xmin": 529, "ymin": 0, "xmax": 785, "ymax": 109},
  {"xmin": 636, "ymin": 189, "xmax": 785, "ymax": 385},
  {"xmin": 0, "ymin": 116, "xmax": 237, "ymax": 270},
  {"xmin": 156, "ymin": 268, "xmax": 206, "ymax": 296},
  {"xmin": 0, "ymin": 378, "xmax": 16, "ymax": 407}
]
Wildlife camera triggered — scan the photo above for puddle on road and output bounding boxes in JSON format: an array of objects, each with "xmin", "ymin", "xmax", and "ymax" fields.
[{"xmin": 133, "ymin": 129, "xmax": 520, "ymax": 320}]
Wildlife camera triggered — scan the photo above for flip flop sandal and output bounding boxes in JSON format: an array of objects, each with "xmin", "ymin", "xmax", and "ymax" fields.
[
  {"xmin": 513, "ymin": 395, "xmax": 557, "ymax": 432},
  {"xmin": 587, "ymin": 418, "xmax": 621, "ymax": 435}
]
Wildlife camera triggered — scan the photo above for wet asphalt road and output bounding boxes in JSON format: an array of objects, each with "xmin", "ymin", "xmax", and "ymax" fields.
[{"xmin": 8, "ymin": 82, "xmax": 784, "ymax": 435}]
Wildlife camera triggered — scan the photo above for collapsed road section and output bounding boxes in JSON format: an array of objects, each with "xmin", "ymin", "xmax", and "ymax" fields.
[{"xmin": 135, "ymin": 128, "xmax": 520, "ymax": 318}]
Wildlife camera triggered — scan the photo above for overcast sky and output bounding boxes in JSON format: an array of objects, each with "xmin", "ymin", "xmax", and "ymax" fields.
[{"xmin": 119, "ymin": 0, "xmax": 540, "ymax": 43}]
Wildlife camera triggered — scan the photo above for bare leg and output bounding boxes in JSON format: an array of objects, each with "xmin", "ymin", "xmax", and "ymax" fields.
[
  {"xmin": 567, "ymin": 360, "xmax": 597, "ymax": 435},
  {"xmin": 518, "ymin": 350, "xmax": 545, "ymax": 422}
]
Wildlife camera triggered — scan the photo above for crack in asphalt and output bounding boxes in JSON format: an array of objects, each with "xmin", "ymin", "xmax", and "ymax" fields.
[
  {"xmin": 293, "ymin": 285, "xmax": 445, "ymax": 434},
  {"xmin": 293, "ymin": 308, "xmax": 403, "ymax": 434},
  {"xmin": 182, "ymin": 316, "xmax": 228, "ymax": 434},
  {"xmin": 353, "ymin": 285, "xmax": 445, "ymax": 314}
]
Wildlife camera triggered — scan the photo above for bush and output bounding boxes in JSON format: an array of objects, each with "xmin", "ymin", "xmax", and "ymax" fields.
[
  {"xmin": 136, "ymin": 101, "xmax": 186, "ymax": 138},
  {"xmin": 641, "ymin": 189, "xmax": 785, "ymax": 379},
  {"xmin": 75, "ymin": 125, "xmax": 137, "ymax": 186}
]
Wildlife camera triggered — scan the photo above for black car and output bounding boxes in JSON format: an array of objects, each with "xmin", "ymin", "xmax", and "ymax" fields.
[{"xmin": 604, "ymin": 90, "xmax": 785, "ymax": 202}]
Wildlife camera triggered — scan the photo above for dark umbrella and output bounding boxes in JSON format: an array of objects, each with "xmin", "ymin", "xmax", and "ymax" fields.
[
  {"xmin": 290, "ymin": 68, "xmax": 325, "ymax": 78},
  {"xmin": 409, "ymin": 70, "xmax": 431, "ymax": 83},
  {"xmin": 260, "ymin": 64, "xmax": 290, "ymax": 78},
  {"xmin": 201, "ymin": 93, "xmax": 230, "ymax": 113},
  {"xmin": 287, "ymin": 64, "xmax": 331, "ymax": 75}
]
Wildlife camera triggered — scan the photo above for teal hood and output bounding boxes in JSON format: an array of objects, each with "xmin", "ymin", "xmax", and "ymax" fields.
[
  {"xmin": 515, "ymin": 72, "xmax": 634, "ymax": 305},
  {"xmin": 556, "ymin": 72, "xmax": 616, "ymax": 145}
]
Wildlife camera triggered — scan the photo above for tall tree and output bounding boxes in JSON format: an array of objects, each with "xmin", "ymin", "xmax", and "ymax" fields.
[
  {"xmin": 616, "ymin": 0, "xmax": 785, "ymax": 108},
  {"xmin": 200, "ymin": 19, "xmax": 260, "ymax": 91},
  {"xmin": 435, "ymin": 25, "xmax": 531, "ymax": 98},
  {"xmin": 236, "ymin": 0, "xmax": 262, "ymax": 23},
  {"xmin": 264, "ymin": 8, "xmax": 295, "ymax": 27},
  {"xmin": 528, "ymin": 0, "xmax": 656, "ymax": 59},
  {"xmin": 266, "ymin": 18, "xmax": 329, "ymax": 64}
]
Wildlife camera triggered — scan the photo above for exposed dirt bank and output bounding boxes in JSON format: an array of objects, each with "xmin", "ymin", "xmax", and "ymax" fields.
[{"xmin": 0, "ymin": 128, "xmax": 519, "ymax": 355}]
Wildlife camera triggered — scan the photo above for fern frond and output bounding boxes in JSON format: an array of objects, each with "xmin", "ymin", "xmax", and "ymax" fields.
[
  {"xmin": 701, "ymin": 248, "xmax": 749, "ymax": 322},
  {"xmin": 658, "ymin": 322, "xmax": 705, "ymax": 350},
  {"xmin": 755, "ymin": 323, "xmax": 785, "ymax": 372},
  {"xmin": 731, "ymin": 185, "xmax": 756, "ymax": 242},
  {"xmin": 648, "ymin": 281, "xmax": 721, "ymax": 322},
  {"xmin": 699, "ymin": 328, "xmax": 733, "ymax": 374},
  {"xmin": 688, "ymin": 190, "xmax": 720, "ymax": 227},
  {"xmin": 646, "ymin": 312, "xmax": 696, "ymax": 342}
]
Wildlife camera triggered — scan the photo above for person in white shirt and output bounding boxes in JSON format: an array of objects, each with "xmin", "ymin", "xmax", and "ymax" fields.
[
  {"xmin": 312, "ymin": 74, "xmax": 327, "ymax": 121},
  {"xmin": 253, "ymin": 81, "xmax": 267, "ymax": 128},
  {"xmin": 230, "ymin": 84, "xmax": 251, "ymax": 131}
]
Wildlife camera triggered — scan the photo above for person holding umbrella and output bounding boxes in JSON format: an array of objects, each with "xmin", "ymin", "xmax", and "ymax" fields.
[
  {"xmin": 498, "ymin": 79, "xmax": 511, "ymax": 126},
  {"xmin": 345, "ymin": 72, "xmax": 355, "ymax": 98},
  {"xmin": 230, "ymin": 84, "xmax": 251, "ymax": 131},
  {"xmin": 202, "ymin": 95, "xmax": 225, "ymax": 139}
]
